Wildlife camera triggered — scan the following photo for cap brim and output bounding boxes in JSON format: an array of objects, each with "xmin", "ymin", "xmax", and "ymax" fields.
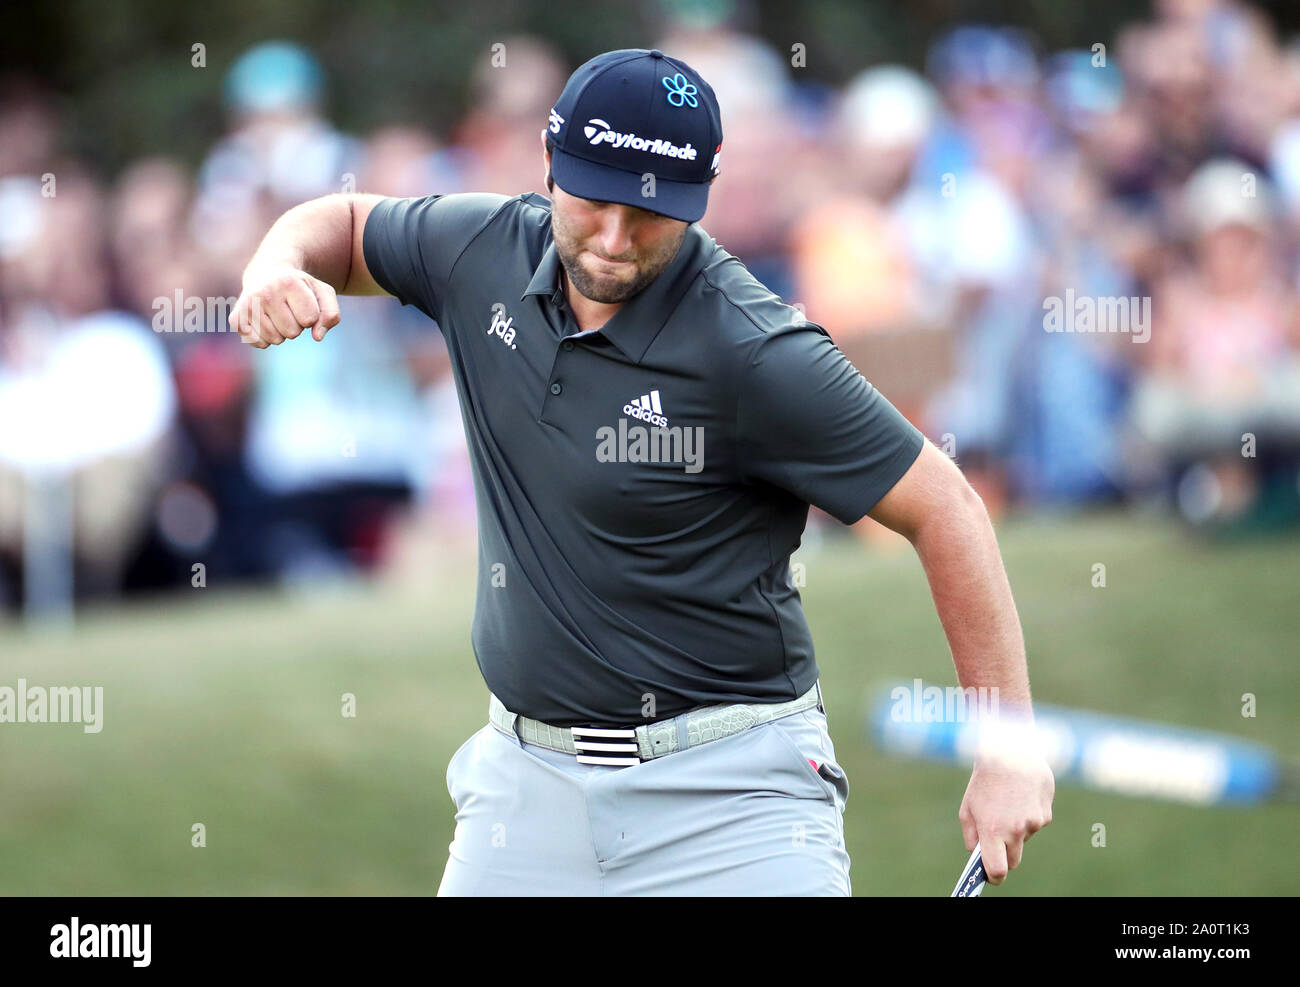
[{"xmin": 550, "ymin": 146, "xmax": 709, "ymax": 222}]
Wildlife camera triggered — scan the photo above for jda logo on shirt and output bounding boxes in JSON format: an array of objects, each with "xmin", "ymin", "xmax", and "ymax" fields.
[{"xmin": 487, "ymin": 303, "xmax": 517, "ymax": 350}]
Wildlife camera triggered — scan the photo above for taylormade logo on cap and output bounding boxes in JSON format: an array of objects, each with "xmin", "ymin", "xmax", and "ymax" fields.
[
  {"xmin": 546, "ymin": 49, "xmax": 723, "ymax": 222},
  {"xmin": 583, "ymin": 118, "xmax": 699, "ymax": 160}
]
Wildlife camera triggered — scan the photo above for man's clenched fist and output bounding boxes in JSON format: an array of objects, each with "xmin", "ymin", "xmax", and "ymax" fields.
[{"xmin": 229, "ymin": 265, "xmax": 341, "ymax": 348}]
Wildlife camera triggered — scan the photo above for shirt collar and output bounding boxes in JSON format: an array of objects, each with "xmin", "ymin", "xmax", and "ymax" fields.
[
  {"xmin": 521, "ymin": 220, "xmax": 710, "ymax": 364},
  {"xmin": 522, "ymin": 241, "xmax": 564, "ymax": 304}
]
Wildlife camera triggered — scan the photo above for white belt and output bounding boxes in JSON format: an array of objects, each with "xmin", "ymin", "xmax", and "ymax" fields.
[{"xmin": 489, "ymin": 681, "xmax": 824, "ymax": 765}]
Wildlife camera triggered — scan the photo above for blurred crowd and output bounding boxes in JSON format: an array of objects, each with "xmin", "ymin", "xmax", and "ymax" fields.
[{"xmin": 3, "ymin": 0, "xmax": 1300, "ymax": 612}]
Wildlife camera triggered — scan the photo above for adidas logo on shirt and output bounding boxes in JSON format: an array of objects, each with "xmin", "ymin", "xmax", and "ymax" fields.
[{"xmin": 623, "ymin": 389, "xmax": 669, "ymax": 427}]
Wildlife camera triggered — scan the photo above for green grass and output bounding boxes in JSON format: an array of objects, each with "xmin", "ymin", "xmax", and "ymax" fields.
[{"xmin": 1, "ymin": 512, "xmax": 1296, "ymax": 895}]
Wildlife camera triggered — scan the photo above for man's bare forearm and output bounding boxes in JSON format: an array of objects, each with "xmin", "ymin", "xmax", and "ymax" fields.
[
  {"xmin": 911, "ymin": 487, "xmax": 1033, "ymax": 714},
  {"xmin": 869, "ymin": 443, "xmax": 1054, "ymax": 879},
  {"xmin": 230, "ymin": 193, "xmax": 387, "ymax": 346},
  {"xmin": 243, "ymin": 193, "xmax": 384, "ymax": 294}
]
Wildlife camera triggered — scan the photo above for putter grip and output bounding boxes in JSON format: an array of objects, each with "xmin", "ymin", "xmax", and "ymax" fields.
[{"xmin": 951, "ymin": 847, "xmax": 986, "ymax": 897}]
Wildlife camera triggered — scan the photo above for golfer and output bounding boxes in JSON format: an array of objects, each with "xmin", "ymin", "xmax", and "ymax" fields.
[{"xmin": 230, "ymin": 48, "xmax": 1054, "ymax": 896}]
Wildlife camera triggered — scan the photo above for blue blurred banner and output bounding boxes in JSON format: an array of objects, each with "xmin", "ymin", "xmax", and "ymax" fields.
[{"xmin": 868, "ymin": 682, "xmax": 1287, "ymax": 805}]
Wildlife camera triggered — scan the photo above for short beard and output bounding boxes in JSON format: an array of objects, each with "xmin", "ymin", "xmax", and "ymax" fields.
[
  {"xmin": 551, "ymin": 205, "xmax": 687, "ymax": 304},
  {"xmin": 560, "ymin": 252, "xmax": 668, "ymax": 304}
]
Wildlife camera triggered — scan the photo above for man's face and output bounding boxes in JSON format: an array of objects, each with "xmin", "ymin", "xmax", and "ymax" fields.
[{"xmin": 547, "ymin": 154, "xmax": 689, "ymax": 305}]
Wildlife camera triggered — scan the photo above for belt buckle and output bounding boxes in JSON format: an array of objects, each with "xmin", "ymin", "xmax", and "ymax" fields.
[{"xmin": 570, "ymin": 725, "xmax": 641, "ymax": 766}]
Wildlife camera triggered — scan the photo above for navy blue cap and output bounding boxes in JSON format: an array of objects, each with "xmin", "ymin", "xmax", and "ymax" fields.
[{"xmin": 545, "ymin": 48, "xmax": 723, "ymax": 223}]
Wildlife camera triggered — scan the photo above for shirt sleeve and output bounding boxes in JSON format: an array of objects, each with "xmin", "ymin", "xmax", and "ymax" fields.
[
  {"xmin": 735, "ymin": 323, "xmax": 925, "ymax": 524},
  {"xmin": 361, "ymin": 193, "xmax": 503, "ymax": 321}
]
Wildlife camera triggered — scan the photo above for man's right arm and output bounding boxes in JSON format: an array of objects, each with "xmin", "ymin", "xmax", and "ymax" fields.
[{"xmin": 229, "ymin": 193, "xmax": 387, "ymax": 348}]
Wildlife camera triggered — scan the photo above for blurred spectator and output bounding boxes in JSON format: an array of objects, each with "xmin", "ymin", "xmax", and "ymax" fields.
[
  {"xmin": 191, "ymin": 41, "xmax": 363, "ymax": 277},
  {"xmin": 455, "ymin": 36, "xmax": 568, "ymax": 195},
  {"xmin": 1014, "ymin": 149, "xmax": 1136, "ymax": 503},
  {"xmin": 0, "ymin": 78, "xmax": 58, "ymax": 268},
  {"xmin": 111, "ymin": 158, "xmax": 201, "ymax": 331},
  {"xmin": 789, "ymin": 66, "xmax": 934, "ymax": 337},
  {"xmin": 0, "ymin": 171, "xmax": 176, "ymax": 602},
  {"xmin": 0, "ymin": 76, "xmax": 56, "ymax": 180},
  {"xmin": 1130, "ymin": 158, "xmax": 1300, "ymax": 526}
]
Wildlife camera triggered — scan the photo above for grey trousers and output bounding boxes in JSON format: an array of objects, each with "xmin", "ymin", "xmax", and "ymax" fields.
[{"xmin": 437, "ymin": 702, "xmax": 852, "ymax": 896}]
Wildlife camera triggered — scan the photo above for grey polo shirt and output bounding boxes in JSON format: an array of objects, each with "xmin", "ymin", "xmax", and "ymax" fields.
[{"xmin": 363, "ymin": 191, "xmax": 924, "ymax": 726}]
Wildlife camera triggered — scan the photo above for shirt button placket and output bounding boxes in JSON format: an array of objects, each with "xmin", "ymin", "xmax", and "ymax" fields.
[{"xmin": 541, "ymin": 337, "xmax": 573, "ymax": 422}]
